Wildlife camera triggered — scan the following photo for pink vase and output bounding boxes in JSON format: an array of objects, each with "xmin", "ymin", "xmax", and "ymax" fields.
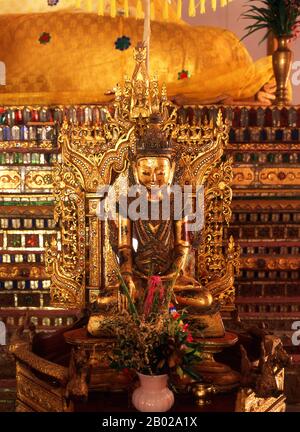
[{"xmin": 132, "ymin": 372, "xmax": 174, "ymax": 412}]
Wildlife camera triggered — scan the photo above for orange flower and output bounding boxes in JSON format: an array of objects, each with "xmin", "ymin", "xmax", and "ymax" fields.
[{"xmin": 171, "ymin": 311, "xmax": 180, "ymax": 319}]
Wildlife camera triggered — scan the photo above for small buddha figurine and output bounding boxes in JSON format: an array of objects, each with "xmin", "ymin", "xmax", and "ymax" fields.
[{"xmin": 88, "ymin": 114, "xmax": 224, "ymax": 338}]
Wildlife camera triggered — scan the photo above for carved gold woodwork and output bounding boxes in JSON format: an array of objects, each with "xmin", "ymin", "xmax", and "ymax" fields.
[
  {"xmin": 11, "ymin": 334, "xmax": 71, "ymax": 412},
  {"xmin": 46, "ymin": 44, "xmax": 239, "ymax": 310},
  {"xmin": 15, "ymin": 363, "xmax": 70, "ymax": 412},
  {"xmin": 232, "ymin": 199, "xmax": 300, "ymax": 212},
  {"xmin": 0, "ymin": 204, "xmax": 54, "ymax": 217},
  {"xmin": 0, "ymin": 264, "xmax": 48, "ymax": 279},
  {"xmin": 0, "ymin": 168, "xmax": 54, "ymax": 192},
  {"xmin": 232, "ymin": 167, "xmax": 255, "ymax": 186},
  {"xmin": 25, "ymin": 170, "xmax": 53, "ymax": 190},
  {"xmin": 259, "ymin": 168, "xmax": 300, "ymax": 185},
  {"xmin": 12, "ymin": 347, "xmax": 67, "ymax": 384},
  {"xmin": 173, "ymin": 111, "xmax": 228, "ymax": 188},
  {"xmin": 235, "ymin": 368, "xmax": 286, "ymax": 413},
  {"xmin": 88, "ymin": 199, "xmax": 101, "ymax": 288},
  {"xmin": 241, "ymin": 256, "xmax": 300, "ymax": 271},
  {"xmin": 227, "ymin": 142, "xmax": 300, "ymax": 151},
  {"xmin": 45, "ymin": 161, "xmax": 86, "ymax": 308},
  {"xmin": 231, "ymin": 167, "xmax": 300, "ymax": 187},
  {"xmin": 235, "ymin": 389, "xmax": 286, "ymax": 412},
  {"xmin": 0, "ymin": 170, "xmax": 21, "ymax": 190},
  {"xmin": 198, "ymin": 159, "xmax": 240, "ymax": 307},
  {"xmin": 0, "ymin": 140, "xmax": 54, "ymax": 150}
]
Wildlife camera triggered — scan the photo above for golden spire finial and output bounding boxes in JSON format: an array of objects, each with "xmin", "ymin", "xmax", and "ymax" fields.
[
  {"xmin": 130, "ymin": 42, "xmax": 151, "ymax": 119},
  {"xmin": 112, "ymin": 42, "xmax": 170, "ymax": 125}
]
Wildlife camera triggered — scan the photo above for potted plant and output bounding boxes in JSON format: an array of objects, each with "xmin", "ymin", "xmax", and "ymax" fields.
[
  {"xmin": 241, "ymin": 0, "xmax": 300, "ymax": 105},
  {"xmin": 101, "ymin": 275, "xmax": 203, "ymax": 412}
]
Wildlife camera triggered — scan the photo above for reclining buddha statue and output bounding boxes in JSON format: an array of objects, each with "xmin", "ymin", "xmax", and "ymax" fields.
[{"xmin": 0, "ymin": 0, "xmax": 279, "ymax": 105}]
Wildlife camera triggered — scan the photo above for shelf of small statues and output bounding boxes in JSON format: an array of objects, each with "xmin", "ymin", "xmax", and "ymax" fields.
[
  {"xmin": 0, "ymin": 309, "xmax": 78, "ymax": 329},
  {"xmin": 1, "ymin": 104, "xmax": 300, "ymax": 128},
  {"xmin": 228, "ymin": 127, "xmax": 300, "ymax": 143},
  {"xmin": 0, "ymin": 126, "xmax": 57, "ymax": 141},
  {"xmin": 0, "ymin": 291, "xmax": 51, "ymax": 308}
]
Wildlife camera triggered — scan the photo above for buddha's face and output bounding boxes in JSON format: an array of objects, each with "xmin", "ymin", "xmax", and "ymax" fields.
[{"xmin": 136, "ymin": 157, "xmax": 172, "ymax": 189}]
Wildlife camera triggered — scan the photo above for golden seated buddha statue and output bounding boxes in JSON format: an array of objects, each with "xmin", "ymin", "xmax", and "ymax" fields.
[{"xmin": 88, "ymin": 114, "xmax": 224, "ymax": 338}]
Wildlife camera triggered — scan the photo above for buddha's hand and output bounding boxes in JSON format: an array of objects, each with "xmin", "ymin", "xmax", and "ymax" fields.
[
  {"xmin": 120, "ymin": 275, "xmax": 136, "ymax": 310},
  {"xmin": 160, "ymin": 272, "xmax": 179, "ymax": 282},
  {"xmin": 160, "ymin": 254, "xmax": 186, "ymax": 282},
  {"xmin": 256, "ymin": 82, "xmax": 276, "ymax": 106}
]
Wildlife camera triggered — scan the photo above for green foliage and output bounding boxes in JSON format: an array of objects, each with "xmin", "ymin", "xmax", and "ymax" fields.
[{"xmin": 241, "ymin": 0, "xmax": 300, "ymax": 42}]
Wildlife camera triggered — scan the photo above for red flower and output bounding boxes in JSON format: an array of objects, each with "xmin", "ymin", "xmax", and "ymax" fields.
[
  {"xmin": 186, "ymin": 333, "xmax": 193, "ymax": 343},
  {"xmin": 143, "ymin": 275, "xmax": 165, "ymax": 317},
  {"xmin": 183, "ymin": 323, "xmax": 189, "ymax": 332},
  {"xmin": 26, "ymin": 235, "xmax": 38, "ymax": 247},
  {"xmin": 178, "ymin": 69, "xmax": 191, "ymax": 80},
  {"xmin": 39, "ymin": 32, "xmax": 51, "ymax": 45}
]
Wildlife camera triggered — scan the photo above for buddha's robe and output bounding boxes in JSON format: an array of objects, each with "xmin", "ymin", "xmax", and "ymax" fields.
[{"xmin": 0, "ymin": 10, "xmax": 273, "ymax": 105}]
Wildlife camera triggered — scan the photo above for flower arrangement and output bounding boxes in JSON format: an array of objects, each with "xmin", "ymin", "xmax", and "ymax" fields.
[
  {"xmin": 102, "ymin": 275, "xmax": 203, "ymax": 381},
  {"xmin": 241, "ymin": 0, "xmax": 300, "ymax": 42}
]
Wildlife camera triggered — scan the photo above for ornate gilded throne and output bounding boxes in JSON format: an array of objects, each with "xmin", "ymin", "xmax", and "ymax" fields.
[
  {"xmin": 10, "ymin": 46, "xmax": 287, "ymax": 412},
  {"xmin": 45, "ymin": 45, "xmax": 239, "ymax": 314}
]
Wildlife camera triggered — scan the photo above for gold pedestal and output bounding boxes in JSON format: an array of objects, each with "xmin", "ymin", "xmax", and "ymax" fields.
[{"xmin": 195, "ymin": 332, "xmax": 240, "ymax": 393}]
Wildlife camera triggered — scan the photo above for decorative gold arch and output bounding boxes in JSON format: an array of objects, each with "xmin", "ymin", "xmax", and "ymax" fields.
[{"xmin": 46, "ymin": 43, "xmax": 240, "ymax": 310}]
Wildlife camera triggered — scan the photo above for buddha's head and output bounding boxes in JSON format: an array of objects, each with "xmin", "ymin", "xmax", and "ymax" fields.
[
  {"xmin": 136, "ymin": 156, "xmax": 172, "ymax": 189},
  {"xmin": 133, "ymin": 113, "xmax": 175, "ymax": 191}
]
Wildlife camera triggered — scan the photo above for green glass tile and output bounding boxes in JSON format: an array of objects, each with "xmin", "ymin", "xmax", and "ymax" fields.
[
  {"xmin": 13, "ymin": 153, "xmax": 22, "ymax": 164},
  {"xmin": 31, "ymin": 153, "xmax": 40, "ymax": 164},
  {"xmin": 235, "ymin": 153, "xmax": 243, "ymax": 162},
  {"xmin": 267, "ymin": 153, "xmax": 275, "ymax": 163},
  {"xmin": 7, "ymin": 234, "xmax": 21, "ymax": 247},
  {"xmin": 0, "ymin": 200, "xmax": 54, "ymax": 206}
]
